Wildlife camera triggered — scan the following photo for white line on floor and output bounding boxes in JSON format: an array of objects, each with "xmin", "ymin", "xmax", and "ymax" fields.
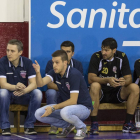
[{"xmin": 12, "ymin": 134, "xmax": 32, "ymax": 140}]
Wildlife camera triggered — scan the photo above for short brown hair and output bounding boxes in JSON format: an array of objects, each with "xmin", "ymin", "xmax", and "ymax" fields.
[
  {"xmin": 52, "ymin": 50, "xmax": 68, "ymax": 61},
  {"xmin": 8, "ymin": 39, "xmax": 23, "ymax": 52}
]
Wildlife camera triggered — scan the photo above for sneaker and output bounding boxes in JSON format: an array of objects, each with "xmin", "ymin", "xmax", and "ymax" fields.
[
  {"xmin": 74, "ymin": 127, "xmax": 87, "ymax": 139},
  {"xmin": 56, "ymin": 124, "xmax": 75, "ymax": 138},
  {"xmin": 2, "ymin": 128, "xmax": 11, "ymax": 136},
  {"xmin": 48, "ymin": 126, "xmax": 59, "ymax": 135},
  {"xmin": 24, "ymin": 128, "xmax": 37, "ymax": 135},
  {"xmin": 122, "ymin": 122, "xmax": 140, "ymax": 133},
  {"xmin": 89, "ymin": 122, "xmax": 99, "ymax": 135}
]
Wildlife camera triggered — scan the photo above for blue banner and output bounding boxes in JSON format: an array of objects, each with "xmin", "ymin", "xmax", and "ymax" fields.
[{"xmin": 31, "ymin": 0, "xmax": 140, "ymax": 90}]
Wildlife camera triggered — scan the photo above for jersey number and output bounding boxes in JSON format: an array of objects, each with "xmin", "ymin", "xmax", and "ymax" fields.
[{"xmin": 102, "ymin": 67, "xmax": 108, "ymax": 74}]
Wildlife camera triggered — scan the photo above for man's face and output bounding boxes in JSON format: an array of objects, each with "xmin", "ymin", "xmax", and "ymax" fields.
[
  {"xmin": 52, "ymin": 56, "xmax": 67, "ymax": 74},
  {"xmin": 6, "ymin": 44, "xmax": 22, "ymax": 62},
  {"xmin": 61, "ymin": 46, "xmax": 74, "ymax": 63},
  {"xmin": 101, "ymin": 46, "xmax": 116, "ymax": 60}
]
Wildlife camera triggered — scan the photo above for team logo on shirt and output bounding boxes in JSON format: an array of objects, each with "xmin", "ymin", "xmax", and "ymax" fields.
[
  {"xmin": 66, "ymin": 82, "xmax": 70, "ymax": 90},
  {"xmin": 96, "ymin": 53, "xmax": 100, "ymax": 58},
  {"xmin": 20, "ymin": 71, "xmax": 26, "ymax": 78},
  {"xmin": 122, "ymin": 53, "xmax": 125, "ymax": 57},
  {"xmin": 113, "ymin": 66, "xmax": 117, "ymax": 73}
]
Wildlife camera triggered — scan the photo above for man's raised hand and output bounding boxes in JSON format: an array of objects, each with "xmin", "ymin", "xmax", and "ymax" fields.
[{"xmin": 32, "ymin": 60, "xmax": 40, "ymax": 73}]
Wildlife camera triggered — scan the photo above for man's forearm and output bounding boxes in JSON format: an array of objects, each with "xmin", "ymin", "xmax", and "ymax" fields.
[
  {"xmin": 47, "ymin": 82, "xmax": 58, "ymax": 90},
  {"xmin": 89, "ymin": 76, "xmax": 109, "ymax": 85},
  {"xmin": 36, "ymin": 72, "xmax": 44, "ymax": 87},
  {"xmin": 1, "ymin": 83, "xmax": 16, "ymax": 91},
  {"xmin": 24, "ymin": 83, "xmax": 37, "ymax": 94},
  {"xmin": 124, "ymin": 77, "xmax": 132, "ymax": 86},
  {"xmin": 53, "ymin": 99, "xmax": 76, "ymax": 110}
]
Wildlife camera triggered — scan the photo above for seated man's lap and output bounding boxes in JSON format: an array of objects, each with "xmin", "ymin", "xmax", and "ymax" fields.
[{"xmin": 100, "ymin": 87, "xmax": 126, "ymax": 103}]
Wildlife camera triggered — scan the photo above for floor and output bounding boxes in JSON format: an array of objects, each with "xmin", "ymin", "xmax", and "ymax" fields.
[{"xmin": 0, "ymin": 132, "xmax": 140, "ymax": 140}]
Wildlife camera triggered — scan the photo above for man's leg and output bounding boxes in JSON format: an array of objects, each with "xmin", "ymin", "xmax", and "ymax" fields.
[
  {"xmin": 0, "ymin": 89, "xmax": 12, "ymax": 135},
  {"xmin": 89, "ymin": 82, "xmax": 102, "ymax": 135},
  {"xmin": 45, "ymin": 89, "xmax": 58, "ymax": 104},
  {"xmin": 45, "ymin": 89, "xmax": 62, "ymax": 134},
  {"xmin": 59, "ymin": 105, "xmax": 90, "ymax": 139},
  {"xmin": 14, "ymin": 89, "xmax": 42, "ymax": 134},
  {"xmin": 35, "ymin": 104, "xmax": 69, "ymax": 128},
  {"xmin": 120, "ymin": 83, "xmax": 140, "ymax": 133}
]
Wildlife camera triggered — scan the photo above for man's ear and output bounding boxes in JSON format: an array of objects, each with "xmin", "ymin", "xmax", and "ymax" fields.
[
  {"xmin": 19, "ymin": 50, "xmax": 23, "ymax": 55},
  {"xmin": 72, "ymin": 52, "xmax": 74, "ymax": 57},
  {"xmin": 113, "ymin": 48, "xmax": 116, "ymax": 54},
  {"xmin": 64, "ymin": 60, "xmax": 68, "ymax": 66}
]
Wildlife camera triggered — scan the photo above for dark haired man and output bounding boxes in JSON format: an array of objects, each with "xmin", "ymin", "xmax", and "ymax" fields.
[
  {"xmin": 0, "ymin": 39, "xmax": 42, "ymax": 135},
  {"xmin": 33, "ymin": 50, "xmax": 93, "ymax": 139},
  {"xmin": 45, "ymin": 41, "xmax": 83, "ymax": 134},
  {"xmin": 88, "ymin": 38, "xmax": 139, "ymax": 134}
]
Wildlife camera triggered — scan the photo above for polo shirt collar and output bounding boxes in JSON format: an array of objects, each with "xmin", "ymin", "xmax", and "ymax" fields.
[
  {"xmin": 69, "ymin": 59, "xmax": 73, "ymax": 67},
  {"xmin": 106, "ymin": 57, "xmax": 114, "ymax": 62},
  {"xmin": 61, "ymin": 65, "xmax": 70, "ymax": 78},
  {"xmin": 8, "ymin": 56, "xmax": 23, "ymax": 67}
]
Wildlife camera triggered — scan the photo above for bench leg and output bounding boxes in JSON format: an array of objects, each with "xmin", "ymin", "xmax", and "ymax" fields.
[{"xmin": 14, "ymin": 111, "xmax": 20, "ymax": 133}]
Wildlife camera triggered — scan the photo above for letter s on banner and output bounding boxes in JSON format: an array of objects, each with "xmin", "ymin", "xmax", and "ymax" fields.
[{"xmin": 47, "ymin": 1, "xmax": 66, "ymax": 28}]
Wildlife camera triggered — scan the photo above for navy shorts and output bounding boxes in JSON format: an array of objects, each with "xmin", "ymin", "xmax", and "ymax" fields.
[{"xmin": 100, "ymin": 87, "xmax": 126, "ymax": 103}]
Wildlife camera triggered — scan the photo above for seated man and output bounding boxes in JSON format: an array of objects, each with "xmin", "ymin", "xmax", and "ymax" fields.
[
  {"xmin": 134, "ymin": 59, "xmax": 140, "ymax": 88},
  {"xmin": 0, "ymin": 39, "xmax": 42, "ymax": 136},
  {"xmin": 88, "ymin": 37, "xmax": 140, "ymax": 135},
  {"xmin": 45, "ymin": 41, "xmax": 83, "ymax": 134},
  {"xmin": 33, "ymin": 50, "xmax": 93, "ymax": 139}
]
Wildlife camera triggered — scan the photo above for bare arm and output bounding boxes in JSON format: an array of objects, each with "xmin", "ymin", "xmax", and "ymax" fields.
[
  {"xmin": 119, "ymin": 75, "xmax": 132, "ymax": 87},
  {"xmin": 13, "ymin": 77, "xmax": 37, "ymax": 96},
  {"xmin": 33, "ymin": 60, "xmax": 52, "ymax": 87},
  {"xmin": 53, "ymin": 93, "xmax": 78, "ymax": 109},
  {"xmin": 47, "ymin": 82, "xmax": 59, "ymax": 90},
  {"xmin": 88, "ymin": 73, "xmax": 121, "ymax": 87},
  {"xmin": 1, "ymin": 78, "xmax": 16, "ymax": 91},
  {"xmin": 24, "ymin": 77, "xmax": 37, "ymax": 93},
  {"xmin": 88, "ymin": 73, "xmax": 110, "ymax": 84}
]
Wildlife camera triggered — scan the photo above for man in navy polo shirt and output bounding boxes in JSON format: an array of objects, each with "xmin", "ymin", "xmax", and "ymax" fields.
[
  {"xmin": 45, "ymin": 41, "xmax": 83, "ymax": 134},
  {"xmin": 0, "ymin": 39, "xmax": 42, "ymax": 136},
  {"xmin": 33, "ymin": 50, "xmax": 93, "ymax": 139}
]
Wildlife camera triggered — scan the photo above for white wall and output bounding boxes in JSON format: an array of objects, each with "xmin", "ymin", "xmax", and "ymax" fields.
[{"xmin": 0, "ymin": 0, "xmax": 29, "ymax": 22}]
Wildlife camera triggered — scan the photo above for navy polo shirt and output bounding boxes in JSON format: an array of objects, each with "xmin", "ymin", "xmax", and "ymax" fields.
[
  {"xmin": 45, "ymin": 58, "xmax": 83, "ymax": 76},
  {"xmin": 0, "ymin": 56, "xmax": 36, "ymax": 86},
  {"xmin": 47, "ymin": 66, "xmax": 93, "ymax": 110}
]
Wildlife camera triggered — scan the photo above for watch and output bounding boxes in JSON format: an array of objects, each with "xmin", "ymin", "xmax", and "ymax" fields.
[{"xmin": 51, "ymin": 106, "xmax": 55, "ymax": 112}]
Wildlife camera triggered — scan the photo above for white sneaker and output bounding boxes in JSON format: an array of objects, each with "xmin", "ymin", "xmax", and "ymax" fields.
[{"xmin": 74, "ymin": 127, "xmax": 87, "ymax": 139}]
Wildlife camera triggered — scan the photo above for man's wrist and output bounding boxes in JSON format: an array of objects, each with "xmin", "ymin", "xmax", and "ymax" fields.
[
  {"xmin": 51, "ymin": 106, "xmax": 55, "ymax": 112},
  {"xmin": 15, "ymin": 85, "xmax": 17, "ymax": 90}
]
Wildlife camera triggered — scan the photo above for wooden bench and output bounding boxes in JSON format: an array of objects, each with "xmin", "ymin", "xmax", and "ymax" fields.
[
  {"xmin": 4, "ymin": 103, "xmax": 140, "ymax": 133},
  {"xmin": 9, "ymin": 103, "xmax": 46, "ymax": 133}
]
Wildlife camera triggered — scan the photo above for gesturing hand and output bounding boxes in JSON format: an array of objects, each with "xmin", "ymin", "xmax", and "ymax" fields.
[
  {"xmin": 32, "ymin": 60, "xmax": 40, "ymax": 73},
  {"xmin": 41, "ymin": 106, "xmax": 53, "ymax": 117}
]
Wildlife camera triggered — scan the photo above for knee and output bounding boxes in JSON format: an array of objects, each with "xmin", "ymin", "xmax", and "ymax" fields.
[
  {"xmin": 45, "ymin": 89, "xmax": 57, "ymax": 98},
  {"xmin": 129, "ymin": 83, "xmax": 139, "ymax": 96},
  {"xmin": 90, "ymin": 82, "xmax": 101, "ymax": 96},
  {"xmin": 35, "ymin": 108, "xmax": 43, "ymax": 121},
  {"xmin": 31, "ymin": 89, "xmax": 42, "ymax": 101},
  {"xmin": 0, "ymin": 89, "xmax": 9, "ymax": 99},
  {"xmin": 60, "ymin": 107, "xmax": 70, "ymax": 121}
]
